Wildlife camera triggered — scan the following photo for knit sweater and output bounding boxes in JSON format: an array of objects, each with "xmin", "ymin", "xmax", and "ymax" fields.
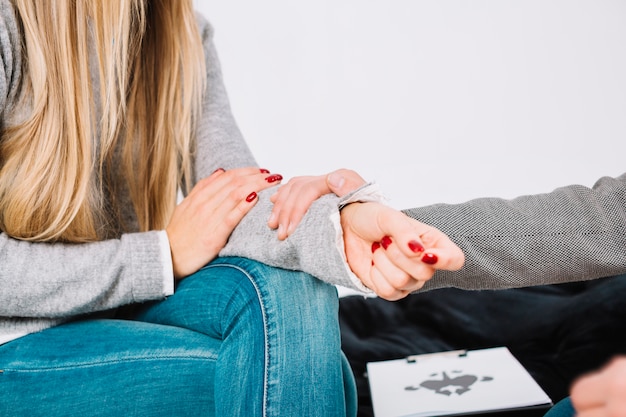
[{"xmin": 0, "ymin": 1, "xmax": 374, "ymax": 345}]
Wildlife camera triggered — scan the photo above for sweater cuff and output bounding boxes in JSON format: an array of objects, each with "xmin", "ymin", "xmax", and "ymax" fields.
[{"xmin": 157, "ymin": 231, "xmax": 175, "ymax": 296}]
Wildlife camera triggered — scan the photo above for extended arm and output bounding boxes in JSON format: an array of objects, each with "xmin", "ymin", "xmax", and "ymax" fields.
[{"xmin": 404, "ymin": 173, "xmax": 626, "ymax": 290}]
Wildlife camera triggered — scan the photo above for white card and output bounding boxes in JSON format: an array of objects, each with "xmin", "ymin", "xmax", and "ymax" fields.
[{"xmin": 367, "ymin": 347, "xmax": 553, "ymax": 417}]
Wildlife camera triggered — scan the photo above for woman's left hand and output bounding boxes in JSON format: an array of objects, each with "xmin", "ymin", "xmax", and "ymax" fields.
[{"xmin": 268, "ymin": 168, "xmax": 366, "ymax": 240}]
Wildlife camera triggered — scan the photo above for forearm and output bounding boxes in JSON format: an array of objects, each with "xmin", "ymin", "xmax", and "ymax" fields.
[
  {"xmin": 405, "ymin": 174, "xmax": 626, "ymax": 290},
  {"xmin": 0, "ymin": 231, "xmax": 172, "ymax": 318},
  {"xmin": 220, "ymin": 190, "xmax": 362, "ymax": 290}
]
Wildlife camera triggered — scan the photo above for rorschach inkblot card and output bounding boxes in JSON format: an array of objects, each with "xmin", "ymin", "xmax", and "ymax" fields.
[{"xmin": 366, "ymin": 347, "xmax": 553, "ymax": 417}]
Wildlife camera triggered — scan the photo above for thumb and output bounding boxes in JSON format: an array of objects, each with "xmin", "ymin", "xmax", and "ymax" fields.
[{"xmin": 326, "ymin": 169, "xmax": 367, "ymax": 197}]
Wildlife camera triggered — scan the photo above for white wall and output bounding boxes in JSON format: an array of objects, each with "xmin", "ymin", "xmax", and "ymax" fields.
[{"xmin": 194, "ymin": 0, "xmax": 626, "ymax": 209}]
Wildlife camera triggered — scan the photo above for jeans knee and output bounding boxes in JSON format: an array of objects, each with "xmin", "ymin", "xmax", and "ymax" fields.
[{"xmin": 207, "ymin": 257, "xmax": 341, "ymax": 343}]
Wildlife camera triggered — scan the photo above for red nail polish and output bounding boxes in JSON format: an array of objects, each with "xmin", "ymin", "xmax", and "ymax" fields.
[
  {"xmin": 371, "ymin": 242, "xmax": 381, "ymax": 253},
  {"xmin": 212, "ymin": 168, "xmax": 224, "ymax": 174},
  {"xmin": 265, "ymin": 174, "xmax": 283, "ymax": 183},
  {"xmin": 246, "ymin": 192, "xmax": 257, "ymax": 202},
  {"xmin": 408, "ymin": 240, "xmax": 425, "ymax": 253},
  {"xmin": 381, "ymin": 236, "xmax": 392, "ymax": 250},
  {"xmin": 421, "ymin": 253, "xmax": 438, "ymax": 265},
  {"xmin": 259, "ymin": 168, "xmax": 270, "ymax": 174}
]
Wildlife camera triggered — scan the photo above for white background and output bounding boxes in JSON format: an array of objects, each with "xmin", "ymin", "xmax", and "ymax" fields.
[{"xmin": 194, "ymin": 1, "xmax": 626, "ymax": 209}]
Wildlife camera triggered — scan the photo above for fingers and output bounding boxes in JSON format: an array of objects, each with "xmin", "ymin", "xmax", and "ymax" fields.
[
  {"xmin": 368, "ymin": 241, "xmax": 428, "ymax": 300},
  {"xmin": 191, "ymin": 167, "xmax": 281, "ymax": 207},
  {"xmin": 362, "ymin": 203, "xmax": 465, "ymax": 272},
  {"xmin": 326, "ymin": 168, "xmax": 367, "ymax": 197},
  {"xmin": 268, "ymin": 168, "xmax": 368, "ymax": 240},
  {"xmin": 167, "ymin": 167, "xmax": 283, "ymax": 278},
  {"xmin": 268, "ymin": 175, "xmax": 327, "ymax": 240}
]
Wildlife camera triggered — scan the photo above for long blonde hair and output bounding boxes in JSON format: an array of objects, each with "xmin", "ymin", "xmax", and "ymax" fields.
[{"xmin": 0, "ymin": 0, "xmax": 205, "ymax": 242}]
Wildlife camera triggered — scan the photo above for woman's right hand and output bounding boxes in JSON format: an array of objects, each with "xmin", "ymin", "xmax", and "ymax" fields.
[
  {"xmin": 339, "ymin": 202, "xmax": 465, "ymax": 300},
  {"xmin": 166, "ymin": 167, "xmax": 282, "ymax": 279}
]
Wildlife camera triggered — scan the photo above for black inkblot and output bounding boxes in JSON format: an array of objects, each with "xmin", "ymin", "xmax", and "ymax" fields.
[{"xmin": 404, "ymin": 371, "xmax": 494, "ymax": 396}]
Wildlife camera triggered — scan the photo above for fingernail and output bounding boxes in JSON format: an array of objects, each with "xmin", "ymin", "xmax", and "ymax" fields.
[
  {"xmin": 268, "ymin": 212, "xmax": 276, "ymax": 224},
  {"xmin": 421, "ymin": 253, "xmax": 438, "ymax": 265},
  {"xmin": 246, "ymin": 192, "xmax": 257, "ymax": 202},
  {"xmin": 265, "ymin": 174, "xmax": 283, "ymax": 183},
  {"xmin": 371, "ymin": 242, "xmax": 381, "ymax": 253},
  {"xmin": 327, "ymin": 172, "xmax": 345, "ymax": 189},
  {"xmin": 408, "ymin": 240, "xmax": 425, "ymax": 253},
  {"xmin": 381, "ymin": 236, "xmax": 392, "ymax": 250},
  {"xmin": 259, "ymin": 168, "xmax": 270, "ymax": 174},
  {"xmin": 212, "ymin": 168, "xmax": 224, "ymax": 174},
  {"xmin": 277, "ymin": 224, "xmax": 285, "ymax": 236}
]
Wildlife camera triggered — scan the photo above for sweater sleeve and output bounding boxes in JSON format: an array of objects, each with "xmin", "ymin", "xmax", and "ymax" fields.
[
  {"xmin": 192, "ymin": 13, "xmax": 257, "ymax": 183},
  {"xmin": 0, "ymin": 0, "xmax": 21, "ymax": 121},
  {"xmin": 219, "ymin": 183, "xmax": 388, "ymax": 291},
  {"xmin": 219, "ymin": 191, "xmax": 360, "ymax": 289},
  {"xmin": 404, "ymin": 173, "xmax": 626, "ymax": 291},
  {"xmin": 0, "ymin": 231, "xmax": 172, "ymax": 318}
]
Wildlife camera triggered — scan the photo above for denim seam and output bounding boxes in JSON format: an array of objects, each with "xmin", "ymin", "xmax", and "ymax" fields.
[
  {"xmin": 205, "ymin": 261, "xmax": 269, "ymax": 417},
  {"xmin": 2, "ymin": 355, "xmax": 216, "ymax": 373}
]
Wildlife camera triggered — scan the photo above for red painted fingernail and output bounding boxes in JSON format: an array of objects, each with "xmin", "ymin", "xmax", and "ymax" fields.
[
  {"xmin": 371, "ymin": 242, "xmax": 381, "ymax": 253},
  {"xmin": 212, "ymin": 168, "xmax": 224, "ymax": 174},
  {"xmin": 408, "ymin": 240, "xmax": 425, "ymax": 253},
  {"xmin": 421, "ymin": 253, "xmax": 438, "ymax": 265},
  {"xmin": 372, "ymin": 260, "xmax": 375, "ymax": 266},
  {"xmin": 381, "ymin": 236, "xmax": 392, "ymax": 250},
  {"xmin": 259, "ymin": 168, "xmax": 270, "ymax": 174},
  {"xmin": 246, "ymin": 192, "xmax": 257, "ymax": 202},
  {"xmin": 265, "ymin": 174, "xmax": 283, "ymax": 183}
]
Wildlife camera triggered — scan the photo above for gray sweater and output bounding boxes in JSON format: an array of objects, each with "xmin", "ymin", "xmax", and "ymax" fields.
[{"xmin": 0, "ymin": 2, "xmax": 366, "ymax": 344}]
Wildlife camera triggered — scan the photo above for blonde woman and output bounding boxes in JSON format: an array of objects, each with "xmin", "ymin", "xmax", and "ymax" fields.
[{"xmin": 0, "ymin": 1, "xmax": 465, "ymax": 416}]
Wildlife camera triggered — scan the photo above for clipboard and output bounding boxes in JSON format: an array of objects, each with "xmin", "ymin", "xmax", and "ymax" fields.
[{"xmin": 366, "ymin": 347, "xmax": 553, "ymax": 417}]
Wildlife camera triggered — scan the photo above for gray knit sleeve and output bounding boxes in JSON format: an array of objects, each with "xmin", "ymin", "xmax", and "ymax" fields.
[
  {"xmin": 220, "ymin": 190, "xmax": 359, "ymax": 289},
  {"xmin": 0, "ymin": 231, "xmax": 171, "ymax": 318},
  {"xmin": 0, "ymin": 0, "xmax": 21, "ymax": 119},
  {"xmin": 404, "ymin": 173, "xmax": 626, "ymax": 291},
  {"xmin": 192, "ymin": 13, "xmax": 256, "ymax": 184}
]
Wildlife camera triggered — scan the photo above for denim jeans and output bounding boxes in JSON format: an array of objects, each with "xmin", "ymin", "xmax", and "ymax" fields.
[
  {"xmin": 0, "ymin": 257, "xmax": 357, "ymax": 417},
  {"xmin": 543, "ymin": 398, "xmax": 575, "ymax": 417}
]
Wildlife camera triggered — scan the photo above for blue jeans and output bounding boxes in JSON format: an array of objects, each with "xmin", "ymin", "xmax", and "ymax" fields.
[
  {"xmin": 0, "ymin": 257, "xmax": 357, "ymax": 416},
  {"xmin": 544, "ymin": 398, "xmax": 575, "ymax": 417}
]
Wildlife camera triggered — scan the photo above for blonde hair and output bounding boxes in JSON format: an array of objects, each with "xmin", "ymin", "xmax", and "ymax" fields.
[{"xmin": 0, "ymin": 0, "xmax": 205, "ymax": 242}]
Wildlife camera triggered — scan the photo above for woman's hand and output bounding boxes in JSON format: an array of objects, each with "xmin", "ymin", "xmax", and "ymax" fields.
[
  {"xmin": 570, "ymin": 356, "xmax": 626, "ymax": 417},
  {"xmin": 166, "ymin": 167, "xmax": 283, "ymax": 279},
  {"xmin": 339, "ymin": 202, "xmax": 465, "ymax": 300},
  {"xmin": 268, "ymin": 168, "xmax": 366, "ymax": 240}
]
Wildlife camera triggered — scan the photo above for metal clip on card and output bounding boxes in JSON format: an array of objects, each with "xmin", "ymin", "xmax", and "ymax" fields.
[{"xmin": 406, "ymin": 349, "xmax": 468, "ymax": 363}]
